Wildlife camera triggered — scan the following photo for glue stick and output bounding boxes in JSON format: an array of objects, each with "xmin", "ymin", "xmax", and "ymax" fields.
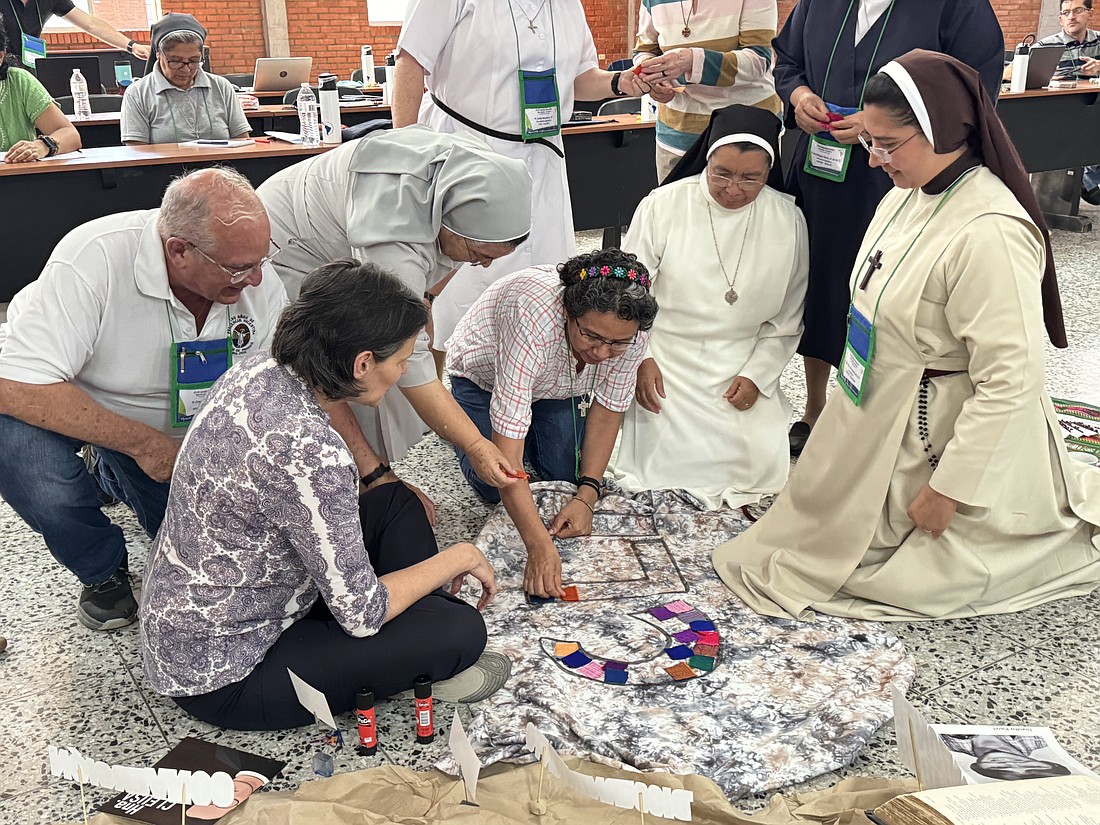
[
  {"xmin": 414, "ymin": 676, "xmax": 434, "ymax": 744},
  {"xmin": 356, "ymin": 688, "xmax": 377, "ymax": 756}
]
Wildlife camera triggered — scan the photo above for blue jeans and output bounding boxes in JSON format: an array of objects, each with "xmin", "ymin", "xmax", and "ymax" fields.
[
  {"xmin": 450, "ymin": 376, "xmax": 586, "ymax": 504},
  {"xmin": 0, "ymin": 414, "xmax": 170, "ymax": 586}
]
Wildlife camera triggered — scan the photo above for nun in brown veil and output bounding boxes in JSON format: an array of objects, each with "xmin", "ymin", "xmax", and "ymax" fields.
[{"xmin": 713, "ymin": 50, "xmax": 1100, "ymax": 622}]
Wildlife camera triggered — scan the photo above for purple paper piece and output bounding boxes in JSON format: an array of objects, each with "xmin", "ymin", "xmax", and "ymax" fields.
[
  {"xmin": 673, "ymin": 629, "xmax": 701, "ymax": 644},
  {"xmin": 664, "ymin": 645, "xmax": 693, "ymax": 660},
  {"xmin": 678, "ymin": 609, "xmax": 707, "ymax": 623},
  {"xmin": 648, "ymin": 606, "xmax": 676, "ymax": 621},
  {"xmin": 562, "ymin": 650, "xmax": 592, "ymax": 668},
  {"xmin": 603, "ymin": 660, "xmax": 628, "ymax": 671}
]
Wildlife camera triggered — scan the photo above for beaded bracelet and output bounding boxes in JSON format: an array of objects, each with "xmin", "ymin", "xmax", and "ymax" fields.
[{"xmin": 577, "ymin": 476, "xmax": 603, "ymax": 498}]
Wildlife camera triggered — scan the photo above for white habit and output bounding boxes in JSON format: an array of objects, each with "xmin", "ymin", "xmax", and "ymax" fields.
[{"xmin": 611, "ymin": 176, "xmax": 808, "ymax": 508}]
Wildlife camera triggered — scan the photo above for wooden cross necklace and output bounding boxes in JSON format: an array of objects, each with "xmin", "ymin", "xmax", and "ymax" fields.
[{"xmin": 858, "ymin": 249, "xmax": 883, "ymax": 290}]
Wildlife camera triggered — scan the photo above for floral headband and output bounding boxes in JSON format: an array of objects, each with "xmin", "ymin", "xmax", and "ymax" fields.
[{"xmin": 578, "ymin": 264, "xmax": 651, "ymax": 290}]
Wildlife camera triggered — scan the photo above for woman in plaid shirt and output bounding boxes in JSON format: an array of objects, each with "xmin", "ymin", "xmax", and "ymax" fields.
[{"xmin": 447, "ymin": 250, "xmax": 658, "ymax": 597}]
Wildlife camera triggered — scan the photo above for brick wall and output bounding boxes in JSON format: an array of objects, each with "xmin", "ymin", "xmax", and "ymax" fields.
[{"xmin": 42, "ymin": 0, "xmax": 1046, "ymax": 75}]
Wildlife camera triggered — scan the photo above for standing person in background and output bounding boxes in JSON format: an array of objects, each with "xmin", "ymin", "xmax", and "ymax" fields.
[
  {"xmin": 633, "ymin": 0, "xmax": 781, "ymax": 183},
  {"xmin": 1, "ymin": 0, "xmax": 148, "ymax": 71},
  {"xmin": 391, "ymin": 0, "xmax": 651, "ymax": 361},
  {"xmin": 774, "ymin": 0, "xmax": 1004, "ymax": 457},
  {"xmin": 1037, "ymin": 0, "xmax": 1100, "ymax": 204}
]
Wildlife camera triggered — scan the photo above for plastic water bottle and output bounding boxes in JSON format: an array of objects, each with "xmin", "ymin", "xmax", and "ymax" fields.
[
  {"xmin": 297, "ymin": 83, "xmax": 320, "ymax": 147},
  {"xmin": 71, "ymin": 69, "xmax": 92, "ymax": 119}
]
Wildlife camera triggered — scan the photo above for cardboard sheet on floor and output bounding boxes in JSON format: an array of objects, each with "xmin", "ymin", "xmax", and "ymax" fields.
[{"xmin": 441, "ymin": 482, "xmax": 916, "ymax": 799}]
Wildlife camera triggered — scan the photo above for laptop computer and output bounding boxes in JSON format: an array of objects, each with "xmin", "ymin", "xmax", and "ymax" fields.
[
  {"xmin": 1024, "ymin": 45, "xmax": 1065, "ymax": 90},
  {"xmin": 252, "ymin": 57, "xmax": 313, "ymax": 92}
]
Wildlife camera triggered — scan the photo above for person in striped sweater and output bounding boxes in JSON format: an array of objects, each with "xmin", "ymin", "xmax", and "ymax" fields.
[{"xmin": 633, "ymin": 0, "xmax": 781, "ymax": 182}]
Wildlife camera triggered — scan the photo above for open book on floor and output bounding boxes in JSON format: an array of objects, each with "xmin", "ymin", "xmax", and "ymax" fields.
[{"xmin": 869, "ymin": 774, "xmax": 1100, "ymax": 825}]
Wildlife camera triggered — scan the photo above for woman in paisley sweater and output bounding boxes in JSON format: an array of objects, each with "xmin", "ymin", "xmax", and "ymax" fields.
[{"xmin": 141, "ymin": 259, "xmax": 503, "ymax": 730}]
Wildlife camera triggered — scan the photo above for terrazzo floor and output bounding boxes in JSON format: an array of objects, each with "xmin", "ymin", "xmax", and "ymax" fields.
[{"xmin": 1, "ymin": 215, "xmax": 1099, "ymax": 823}]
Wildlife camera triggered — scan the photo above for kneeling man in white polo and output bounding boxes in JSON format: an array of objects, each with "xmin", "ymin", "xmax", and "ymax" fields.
[{"xmin": 0, "ymin": 167, "xmax": 288, "ymax": 630}]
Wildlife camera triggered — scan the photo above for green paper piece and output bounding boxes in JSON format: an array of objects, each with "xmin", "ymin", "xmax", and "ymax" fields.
[{"xmin": 688, "ymin": 655, "xmax": 715, "ymax": 672}]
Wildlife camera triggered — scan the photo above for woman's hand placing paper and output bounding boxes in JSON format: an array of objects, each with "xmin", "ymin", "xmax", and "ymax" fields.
[{"xmin": 723, "ymin": 376, "xmax": 759, "ymax": 411}]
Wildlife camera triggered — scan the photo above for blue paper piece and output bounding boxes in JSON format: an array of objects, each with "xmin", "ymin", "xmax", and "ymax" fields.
[
  {"xmin": 604, "ymin": 668, "xmax": 629, "ymax": 684},
  {"xmin": 562, "ymin": 650, "xmax": 593, "ymax": 668},
  {"xmin": 664, "ymin": 645, "xmax": 693, "ymax": 660},
  {"xmin": 689, "ymin": 620, "xmax": 716, "ymax": 632}
]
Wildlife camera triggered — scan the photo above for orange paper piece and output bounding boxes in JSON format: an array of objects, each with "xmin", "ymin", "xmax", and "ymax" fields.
[
  {"xmin": 562, "ymin": 585, "xmax": 580, "ymax": 602},
  {"xmin": 554, "ymin": 642, "xmax": 580, "ymax": 657},
  {"xmin": 664, "ymin": 662, "xmax": 696, "ymax": 681}
]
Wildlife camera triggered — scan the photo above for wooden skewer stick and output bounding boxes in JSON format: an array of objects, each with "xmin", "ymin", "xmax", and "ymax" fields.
[{"xmin": 76, "ymin": 767, "xmax": 90, "ymax": 825}]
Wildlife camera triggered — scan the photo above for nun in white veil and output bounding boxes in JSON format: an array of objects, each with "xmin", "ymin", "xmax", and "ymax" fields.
[{"xmin": 258, "ymin": 125, "xmax": 532, "ymax": 480}]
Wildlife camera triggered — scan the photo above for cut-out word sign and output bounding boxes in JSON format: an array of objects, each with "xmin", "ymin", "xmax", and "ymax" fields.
[
  {"xmin": 524, "ymin": 723, "xmax": 694, "ymax": 821},
  {"xmin": 48, "ymin": 746, "xmax": 235, "ymax": 807}
]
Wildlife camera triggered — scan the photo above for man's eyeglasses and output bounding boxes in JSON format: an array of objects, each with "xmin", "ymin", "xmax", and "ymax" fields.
[
  {"xmin": 164, "ymin": 57, "xmax": 204, "ymax": 70},
  {"xmin": 182, "ymin": 238, "xmax": 289, "ymax": 284},
  {"xmin": 706, "ymin": 168, "xmax": 767, "ymax": 192},
  {"xmin": 571, "ymin": 318, "xmax": 636, "ymax": 352},
  {"xmin": 1060, "ymin": 6, "xmax": 1089, "ymax": 16},
  {"xmin": 857, "ymin": 130, "xmax": 920, "ymax": 164}
]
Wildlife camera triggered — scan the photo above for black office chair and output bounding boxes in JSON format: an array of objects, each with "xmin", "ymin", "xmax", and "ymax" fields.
[
  {"xmin": 351, "ymin": 68, "xmax": 364, "ymax": 83},
  {"xmin": 607, "ymin": 58, "xmax": 634, "ymax": 72},
  {"xmin": 341, "ymin": 118, "xmax": 392, "ymax": 141},
  {"xmin": 282, "ymin": 86, "xmax": 365, "ymax": 105},
  {"xmin": 53, "ymin": 94, "xmax": 126, "ymax": 115},
  {"xmin": 596, "ymin": 97, "xmax": 642, "ymax": 116},
  {"xmin": 222, "ymin": 73, "xmax": 254, "ymax": 88}
]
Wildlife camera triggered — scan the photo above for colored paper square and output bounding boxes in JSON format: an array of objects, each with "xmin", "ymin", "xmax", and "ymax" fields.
[
  {"xmin": 678, "ymin": 609, "xmax": 707, "ymax": 623},
  {"xmin": 648, "ymin": 606, "xmax": 675, "ymax": 621},
  {"xmin": 664, "ymin": 645, "xmax": 692, "ymax": 660},
  {"xmin": 688, "ymin": 655, "xmax": 715, "ymax": 672},
  {"xmin": 693, "ymin": 643, "xmax": 719, "ymax": 657},
  {"xmin": 689, "ymin": 620, "xmax": 716, "ymax": 632},
  {"xmin": 604, "ymin": 668, "xmax": 629, "ymax": 684},
  {"xmin": 664, "ymin": 662, "xmax": 696, "ymax": 681},
  {"xmin": 554, "ymin": 642, "xmax": 580, "ymax": 657},
  {"xmin": 577, "ymin": 661, "xmax": 605, "ymax": 678},
  {"xmin": 527, "ymin": 594, "xmax": 556, "ymax": 605},
  {"xmin": 696, "ymin": 630, "xmax": 720, "ymax": 645},
  {"xmin": 664, "ymin": 599, "xmax": 692, "ymax": 614},
  {"xmin": 604, "ymin": 660, "xmax": 627, "ymax": 671},
  {"xmin": 562, "ymin": 585, "xmax": 580, "ymax": 602},
  {"xmin": 562, "ymin": 650, "xmax": 592, "ymax": 668},
  {"xmin": 673, "ymin": 629, "xmax": 701, "ymax": 644}
]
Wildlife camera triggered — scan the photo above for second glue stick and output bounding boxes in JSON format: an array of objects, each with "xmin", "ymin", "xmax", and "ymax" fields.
[{"xmin": 414, "ymin": 675, "xmax": 434, "ymax": 744}]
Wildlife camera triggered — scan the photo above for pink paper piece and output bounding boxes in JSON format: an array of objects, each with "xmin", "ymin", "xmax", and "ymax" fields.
[
  {"xmin": 577, "ymin": 661, "xmax": 605, "ymax": 679},
  {"xmin": 664, "ymin": 600, "xmax": 692, "ymax": 614},
  {"xmin": 696, "ymin": 630, "xmax": 721, "ymax": 645}
]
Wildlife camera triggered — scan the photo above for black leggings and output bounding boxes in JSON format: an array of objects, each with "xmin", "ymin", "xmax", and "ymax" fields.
[{"xmin": 173, "ymin": 483, "xmax": 487, "ymax": 730}]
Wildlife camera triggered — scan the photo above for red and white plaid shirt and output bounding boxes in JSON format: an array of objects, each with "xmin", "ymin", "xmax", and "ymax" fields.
[{"xmin": 445, "ymin": 266, "xmax": 649, "ymax": 440}]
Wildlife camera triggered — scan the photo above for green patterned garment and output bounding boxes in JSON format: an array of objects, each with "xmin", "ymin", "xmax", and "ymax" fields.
[{"xmin": 0, "ymin": 67, "xmax": 52, "ymax": 152}]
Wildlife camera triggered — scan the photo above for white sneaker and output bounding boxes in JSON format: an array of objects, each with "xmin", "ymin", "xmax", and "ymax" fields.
[{"xmin": 398, "ymin": 651, "xmax": 512, "ymax": 704}]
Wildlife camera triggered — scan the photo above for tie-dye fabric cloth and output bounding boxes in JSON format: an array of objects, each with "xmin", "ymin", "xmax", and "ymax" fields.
[{"xmin": 441, "ymin": 483, "xmax": 915, "ymax": 799}]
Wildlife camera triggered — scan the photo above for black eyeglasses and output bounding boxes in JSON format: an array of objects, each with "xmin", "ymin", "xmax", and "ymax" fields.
[
  {"xmin": 164, "ymin": 57, "xmax": 204, "ymax": 70},
  {"xmin": 570, "ymin": 317, "xmax": 636, "ymax": 352}
]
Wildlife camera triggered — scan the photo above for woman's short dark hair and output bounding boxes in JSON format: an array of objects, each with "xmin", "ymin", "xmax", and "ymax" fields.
[
  {"xmin": 863, "ymin": 73, "xmax": 920, "ymax": 129},
  {"xmin": 558, "ymin": 249, "xmax": 658, "ymax": 332},
  {"xmin": 271, "ymin": 259, "xmax": 429, "ymax": 400},
  {"xmin": 0, "ymin": 14, "xmax": 11, "ymax": 81}
]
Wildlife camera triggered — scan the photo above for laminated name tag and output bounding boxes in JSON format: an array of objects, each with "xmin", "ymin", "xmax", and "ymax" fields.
[
  {"xmin": 21, "ymin": 33, "xmax": 47, "ymax": 67},
  {"xmin": 170, "ymin": 337, "xmax": 233, "ymax": 428},
  {"xmin": 518, "ymin": 68, "xmax": 561, "ymax": 140},
  {"xmin": 839, "ymin": 305, "xmax": 875, "ymax": 406},
  {"xmin": 804, "ymin": 134, "xmax": 851, "ymax": 182}
]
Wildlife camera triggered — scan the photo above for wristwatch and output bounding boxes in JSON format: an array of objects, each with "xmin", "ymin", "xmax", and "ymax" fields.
[
  {"xmin": 37, "ymin": 134, "xmax": 59, "ymax": 157},
  {"xmin": 126, "ymin": 39, "xmax": 136, "ymax": 54},
  {"xmin": 610, "ymin": 71, "xmax": 628, "ymax": 96}
]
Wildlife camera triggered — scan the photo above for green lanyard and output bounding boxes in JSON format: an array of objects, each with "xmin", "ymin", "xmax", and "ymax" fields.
[
  {"xmin": 505, "ymin": 0, "xmax": 557, "ymax": 71},
  {"xmin": 819, "ymin": 0, "xmax": 897, "ymax": 108},
  {"xmin": 564, "ymin": 326, "xmax": 598, "ymax": 481},
  {"xmin": 854, "ymin": 167, "xmax": 981, "ymax": 326},
  {"xmin": 164, "ymin": 80, "xmax": 217, "ymax": 143},
  {"xmin": 6, "ymin": 0, "xmax": 44, "ymax": 39}
]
